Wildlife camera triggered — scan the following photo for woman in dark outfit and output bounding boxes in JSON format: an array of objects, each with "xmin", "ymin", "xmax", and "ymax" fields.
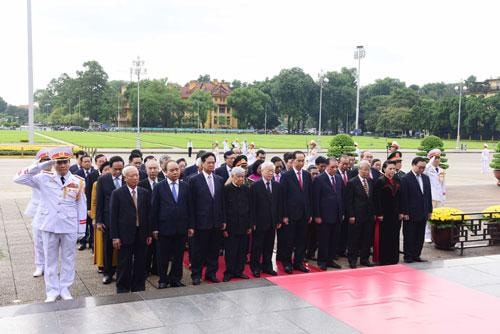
[
  {"xmin": 223, "ymin": 167, "xmax": 252, "ymax": 282},
  {"xmin": 373, "ymin": 160, "xmax": 404, "ymax": 265}
]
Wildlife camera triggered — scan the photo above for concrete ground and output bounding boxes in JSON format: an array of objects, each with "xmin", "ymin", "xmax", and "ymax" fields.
[{"xmin": 0, "ymin": 152, "xmax": 498, "ymax": 307}]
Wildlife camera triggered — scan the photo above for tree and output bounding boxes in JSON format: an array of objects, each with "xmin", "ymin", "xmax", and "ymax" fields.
[
  {"xmin": 273, "ymin": 67, "xmax": 316, "ymax": 133},
  {"xmin": 76, "ymin": 61, "xmax": 109, "ymax": 122},
  {"xmin": 197, "ymin": 74, "xmax": 211, "ymax": 83},
  {"xmin": 328, "ymin": 134, "xmax": 356, "ymax": 158},
  {"xmin": 0, "ymin": 96, "xmax": 7, "ymax": 113},
  {"xmin": 375, "ymin": 107, "xmax": 412, "ymax": 134},
  {"xmin": 228, "ymin": 86, "xmax": 270, "ymax": 129},
  {"xmin": 188, "ymin": 90, "xmax": 214, "ymax": 128}
]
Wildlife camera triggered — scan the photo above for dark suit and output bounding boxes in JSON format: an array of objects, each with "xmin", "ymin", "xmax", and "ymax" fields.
[
  {"xmin": 96, "ymin": 173, "xmax": 123, "ymax": 278},
  {"xmin": 188, "ymin": 172, "xmax": 225, "ymax": 280},
  {"xmin": 138, "ymin": 178, "xmax": 158, "ymax": 276},
  {"xmin": 250, "ymin": 179, "xmax": 282, "ymax": 272},
  {"xmin": 313, "ymin": 172, "xmax": 344, "ymax": 266},
  {"xmin": 183, "ymin": 164, "xmax": 198, "ymax": 180},
  {"xmin": 349, "ymin": 166, "xmax": 381, "ymax": 181},
  {"xmin": 401, "ymin": 171, "xmax": 433, "ymax": 261},
  {"xmin": 157, "ymin": 170, "xmax": 167, "ymax": 181},
  {"xmin": 69, "ymin": 163, "xmax": 80, "ymax": 174},
  {"xmin": 224, "ymin": 183, "xmax": 251, "ymax": 276},
  {"xmin": 151, "ymin": 179, "xmax": 189, "ymax": 285},
  {"xmin": 110, "ymin": 186, "xmax": 151, "ymax": 293},
  {"xmin": 75, "ymin": 167, "xmax": 96, "ymax": 247},
  {"xmin": 336, "ymin": 169, "xmax": 351, "ymax": 256},
  {"xmin": 215, "ymin": 164, "xmax": 230, "ymax": 183},
  {"xmin": 280, "ymin": 168, "xmax": 312, "ymax": 267},
  {"xmin": 345, "ymin": 176, "xmax": 375, "ymax": 264}
]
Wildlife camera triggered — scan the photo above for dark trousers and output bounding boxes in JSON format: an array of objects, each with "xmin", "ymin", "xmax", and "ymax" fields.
[
  {"xmin": 190, "ymin": 228, "xmax": 222, "ymax": 280},
  {"xmin": 337, "ymin": 218, "xmax": 349, "ymax": 256},
  {"xmin": 276, "ymin": 227, "xmax": 285, "ymax": 262},
  {"xmin": 145, "ymin": 239, "xmax": 157, "ymax": 275},
  {"xmin": 317, "ymin": 222, "xmax": 341, "ymax": 266},
  {"xmin": 224, "ymin": 233, "xmax": 248, "ymax": 276},
  {"xmin": 306, "ymin": 223, "xmax": 318, "ymax": 259},
  {"xmin": 279, "ymin": 219, "xmax": 307, "ymax": 267},
  {"xmin": 251, "ymin": 228, "xmax": 276, "ymax": 272},
  {"xmin": 116, "ymin": 230, "xmax": 147, "ymax": 293},
  {"xmin": 188, "ymin": 147, "xmax": 192, "ymax": 157},
  {"xmin": 379, "ymin": 218, "xmax": 401, "ymax": 265},
  {"xmin": 347, "ymin": 219, "xmax": 374, "ymax": 263},
  {"xmin": 403, "ymin": 219, "xmax": 426, "ymax": 261},
  {"xmin": 80, "ymin": 215, "xmax": 94, "ymax": 247},
  {"xmin": 103, "ymin": 228, "xmax": 116, "ymax": 277},
  {"xmin": 157, "ymin": 234, "xmax": 186, "ymax": 284}
]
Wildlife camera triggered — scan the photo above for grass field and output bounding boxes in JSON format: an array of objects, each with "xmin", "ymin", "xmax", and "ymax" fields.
[{"xmin": 0, "ymin": 129, "xmax": 496, "ymax": 150}]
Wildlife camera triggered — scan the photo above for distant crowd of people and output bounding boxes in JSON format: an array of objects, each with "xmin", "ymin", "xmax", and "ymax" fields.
[{"xmin": 14, "ymin": 139, "xmax": 450, "ymax": 302}]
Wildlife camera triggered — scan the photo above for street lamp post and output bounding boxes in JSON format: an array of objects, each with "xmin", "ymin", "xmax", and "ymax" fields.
[
  {"xmin": 455, "ymin": 81, "xmax": 467, "ymax": 150},
  {"xmin": 131, "ymin": 57, "xmax": 146, "ymax": 149},
  {"xmin": 318, "ymin": 72, "xmax": 329, "ymax": 145},
  {"xmin": 354, "ymin": 45, "xmax": 365, "ymax": 135},
  {"xmin": 27, "ymin": 0, "xmax": 34, "ymax": 143}
]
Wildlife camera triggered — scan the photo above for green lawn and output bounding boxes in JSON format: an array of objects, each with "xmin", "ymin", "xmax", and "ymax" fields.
[
  {"xmin": 0, "ymin": 130, "xmax": 53, "ymax": 144},
  {"xmin": 0, "ymin": 129, "xmax": 496, "ymax": 150}
]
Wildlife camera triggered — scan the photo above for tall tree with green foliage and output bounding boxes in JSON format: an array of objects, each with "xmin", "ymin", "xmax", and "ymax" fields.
[
  {"xmin": 228, "ymin": 86, "xmax": 271, "ymax": 129},
  {"xmin": 188, "ymin": 90, "xmax": 215, "ymax": 128}
]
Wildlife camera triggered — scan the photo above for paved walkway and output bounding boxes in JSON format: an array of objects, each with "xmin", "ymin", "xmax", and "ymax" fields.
[{"xmin": 0, "ymin": 156, "xmax": 498, "ymax": 306}]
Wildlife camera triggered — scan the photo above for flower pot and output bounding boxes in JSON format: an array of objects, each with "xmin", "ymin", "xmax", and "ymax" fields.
[
  {"xmin": 431, "ymin": 224, "xmax": 459, "ymax": 250},
  {"xmin": 488, "ymin": 220, "xmax": 500, "ymax": 245},
  {"xmin": 494, "ymin": 169, "xmax": 500, "ymax": 187}
]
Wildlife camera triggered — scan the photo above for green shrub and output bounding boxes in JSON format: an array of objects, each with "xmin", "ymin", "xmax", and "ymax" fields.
[
  {"xmin": 328, "ymin": 134, "xmax": 357, "ymax": 158},
  {"xmin": 416, "ymin": 135, "xmax": 449, "ymax": 169},
  {"xmin": 490, "ymin": 142, "xmax": 500, "ymax": 170}
]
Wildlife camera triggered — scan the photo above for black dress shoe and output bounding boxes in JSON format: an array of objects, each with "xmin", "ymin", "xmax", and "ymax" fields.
[
  {"xmin": 293, "ymin": 264, "xmax": 310, "ymax": 273},
  {"xmin": 327, "ymin": 261, "xmax": 342, "ymax": 269},
  {"xmin": 158, "ymin": 282, "xmax": 168, "ymax": 289},
  {"xmin": 102, "ymin": 276, "xmax": 112, "ymax": 284},
  {"xmin": 348, "ymin": 261, "xmax": 357, "ymax": 269},
  {"xmin": 223, "ymin": 274, "xmax": 232, "ymax": 282},
  {"xmin": 205, "ymin": 275, "xmax": 220, "ymax": 283},
  {"xmin": 319, "ymin": 264, "xmax": 327, "ymax": 271},
  {"xmin": 236, "ymin": 273, "xmax": 249, "ymax": 279},
  {"xmin": 252, "ymin": 270, "xmax": 261, "ymax": 278},
  {"xmin": 262, "ymin": 269, "xmax": 278, "ymax": 276},
  {"xmin": 404, "ymin": 258, "xmax": 414, "ymax": 263},
  {"xmin": 170, "ymin": 281, "xmax": 185, "ymax": 288},
  {"xmin": 78, "ymin": 244, "xmax": 86, "ymax": 251},
  {"xmin": 414, "ymin": 257, "xmax": 428, "ymax": 262},
  {"xmin": 360, "ymin": 260, "xmax": 374, "ymax": 267},
  {"xmin": 192, "ymin": 278, "xmax": 201, "ymax": 285},
  {"xmin": 284, "ymin": 265, "xmax": 293, "ymax": 274}
]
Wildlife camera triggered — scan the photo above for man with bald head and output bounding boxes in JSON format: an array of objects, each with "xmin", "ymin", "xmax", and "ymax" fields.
[{"xmin": 345, "ymin": 160, "xmax": 376, "ymax": 269}]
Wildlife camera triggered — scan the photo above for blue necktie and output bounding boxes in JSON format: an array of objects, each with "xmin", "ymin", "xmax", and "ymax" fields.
[{"xmin": 171, "ymin": 182, "xmax": 178, "ymax": 202}]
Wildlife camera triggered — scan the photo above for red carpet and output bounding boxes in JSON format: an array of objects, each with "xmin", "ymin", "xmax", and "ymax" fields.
[
  {"xmin": 268, "ymin": 264, "xmax": 500, "ymax": 333},
  {"xmin": 182, "ymin": 252, "xmax": 322, "ymax": 281}
]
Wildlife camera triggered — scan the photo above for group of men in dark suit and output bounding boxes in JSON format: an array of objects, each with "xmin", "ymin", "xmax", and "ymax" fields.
[{"xmin": 76, "ymin": 145, "xmax": 432, "ymax": 292}]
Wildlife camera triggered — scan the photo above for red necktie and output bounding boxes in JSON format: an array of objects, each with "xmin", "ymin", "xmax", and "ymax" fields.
[
  {"xmin": 342, "ymin": 172, "xmax": 348, "ymax": 185},
  {"xmin": 331, "ymin": 176, "xmax": 336, "ymax": 192},
  {"xmin": 297, "ymin": 171, "xmax": 303, "ymax": 190}
]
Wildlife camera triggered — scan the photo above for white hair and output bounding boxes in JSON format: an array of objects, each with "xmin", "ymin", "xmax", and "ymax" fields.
[
  {"xmin": 230, "ymin": 166, "xmax": 246, "ymax": 177},
  {"xmin": 359, "ymin": 160, "xmax": 371, "ymax": 170},
  {"xmin": 122, "ymin": 165, "xmax": 139, "ymax": 177},
  {"xmin": 260, "ymin": 161, "xmax": 275, "ymax": 172},
  {"xmin": 145, "ymin": 159, "xmax": 160, "ymax": 169}
]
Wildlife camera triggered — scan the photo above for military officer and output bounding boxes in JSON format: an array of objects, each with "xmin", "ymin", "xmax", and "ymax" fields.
[
  {"xmin": 13, "ymin": 146, "xmax": 87, "ymax": 302},
  {"xmin": 23, "ymin": 148, "xmax": 52, "ymax": 277}
]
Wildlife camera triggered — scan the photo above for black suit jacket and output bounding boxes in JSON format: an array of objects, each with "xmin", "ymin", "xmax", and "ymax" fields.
[
  {"xmin": 157, "ymin": 170, "xmax": 166, "ymax": 181},
  {"xmin": 401, "ymin": 172, "xmax": 433, "ymax": 222},
  {"xmin": 96, "ymin": 173, "xmax": 123, "ymax": 226},
  {"xmin": 345, "ymin": 176, "xmax": 375, "ymax": 222},
  {"xmin": 215, "ymin": 164, "xmax": 230, "ymax": 183},
  {"xmin": 349, "ymin": 167, "xmax": 381, "ymax": 181},
  {"xmin": 138, "ymin": 178, "xmax": 154, "ymax": 193},
  {"xmin": 69, "ymin": 163, "xmax": 80, "ymax": 174},
  {"xmin": 281, "ymin": 169, "xmax": 312, "ymax": 221},
  {"xmin": 151, "ymin": 179, "xmax": 190, "ymax": 236},
  {"xmin": 110, "ymin": 186, "xmax": 151, "ymax": 245},
  {"xmin": 224, "ymin": 183, "xmax": 252, "ymax": 235},
  {"xmin": 83, "ymin": 169, "xmax": 99, "ymax": 209},
  {"xmin": 183, "ymin": 164, "xmax": 198, "ymax": 180},
  {"xmin": 188, "ymin": 172, "xmax": 225, "ymax": 230},
  {"xmin": 250, "ymin": 179, "xmax": 282, "ymax": 231},
  {"xmin": 313, "ymin": 172, "xmax": 344, "ymax": 224}
]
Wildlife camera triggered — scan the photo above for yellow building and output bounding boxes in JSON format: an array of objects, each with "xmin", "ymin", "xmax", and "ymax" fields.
[
  {"xmin": 181, "ymin": 80, "xmax": 238, "ymax": 129},
  {"xmin": 468, "ymin": 78, "xmax": 500, "ymax": 97}
]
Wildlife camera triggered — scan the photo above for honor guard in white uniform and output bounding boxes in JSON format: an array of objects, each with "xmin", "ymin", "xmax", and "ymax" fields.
[
  {"xmin": 13, "ymin": 146, "xmax": 87, "ymax": 302},
  {"xmin": 24, "ymin": 148, "xmax": 52, "ymax": 277},
  {"xmin": 424, "ymin": 148, "xmax": 446, "ymax": 242}
]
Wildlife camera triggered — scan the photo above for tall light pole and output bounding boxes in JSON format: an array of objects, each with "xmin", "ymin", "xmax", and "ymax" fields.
[
  {"xmin": 27, "ymin": 0, "xmax": 34, "ymax": 143},
  {"xmin": 455, "ymin": 81, "xmax": 467, "ymax": 150},
  {"xmin": 318, "ymin": 72, "xmax": 329, "ymax": 144},
  {"xmin": 354, "ymin": 45, "xmax": 365, "ymax": 135},
  {"xmin": 131, "ymin": 57, "xmax": 146, "ymax": 149}
]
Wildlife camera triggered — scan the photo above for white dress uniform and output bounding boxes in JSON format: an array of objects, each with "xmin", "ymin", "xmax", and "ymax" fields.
[
  {"xmin": 24, "ymin": 180, "xmax": 45, "ymax": 274},
  {"xmin": 424, "ymin": 152, "xmax": 446, "ymax": 242},
  {"xmin": 13, "ymin": 158, "xmax": 87, "ymax": 301},
  {"xmin": 481, "ymin": 148, "xmax": 490, "ymax": 173}
]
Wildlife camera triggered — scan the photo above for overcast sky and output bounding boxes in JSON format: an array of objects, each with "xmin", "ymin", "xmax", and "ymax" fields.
[{"xmin": 1, "ymin": 0, "xmax": 499, "ymax": 105}]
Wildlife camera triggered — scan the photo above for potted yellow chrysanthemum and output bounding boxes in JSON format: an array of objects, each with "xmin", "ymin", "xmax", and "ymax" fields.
[
  {"xmin": 483, "ymin": 205, "xmax": 500, "ymax": 244},
  {"xmin": 429, "ymin": 207, "xmax": 465, "ymax": 250}
]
